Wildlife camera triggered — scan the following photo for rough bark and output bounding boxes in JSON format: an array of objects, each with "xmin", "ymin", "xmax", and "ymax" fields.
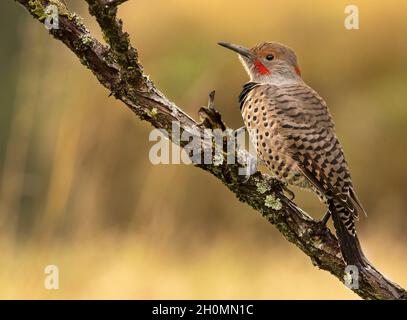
[{"xmin": 13, "ymin": 0, "xmax": 407, "ymax": 299}]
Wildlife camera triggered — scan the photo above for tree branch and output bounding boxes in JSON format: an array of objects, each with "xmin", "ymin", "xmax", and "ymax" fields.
[{"xmin": 14, "ymin": 0, "xmax": 406, "ymax": 299}]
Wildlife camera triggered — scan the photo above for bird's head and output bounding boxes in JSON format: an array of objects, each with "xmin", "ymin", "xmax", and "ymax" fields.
[{"xmin": 218, "ymin": 41, "xmax": 302, "ymax": 84}]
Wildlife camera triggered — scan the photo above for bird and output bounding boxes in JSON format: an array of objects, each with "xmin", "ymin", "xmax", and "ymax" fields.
[{"xmin": 218, "ymin": 41, "xmax": 368, "ymax": 267}]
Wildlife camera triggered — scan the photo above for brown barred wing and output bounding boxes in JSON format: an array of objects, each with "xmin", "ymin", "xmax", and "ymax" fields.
[{"xmin": 268, "ymin": 84, "xmax": 358, "ymax": 233}]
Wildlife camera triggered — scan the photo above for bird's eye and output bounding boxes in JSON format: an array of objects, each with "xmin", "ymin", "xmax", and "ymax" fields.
[{"xmin": 265, "ymin": 54, "xmax": 274, "ymax": 61}]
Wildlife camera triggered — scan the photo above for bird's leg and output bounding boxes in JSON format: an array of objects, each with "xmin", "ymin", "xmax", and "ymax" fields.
[{"xmin": 320, "ymin": 210, "xmax": 332, "ymax": 225}]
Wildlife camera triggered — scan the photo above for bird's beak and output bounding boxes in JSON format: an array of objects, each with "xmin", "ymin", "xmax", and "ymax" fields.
[{"xmin": 218, "ymin": 42, "xmax": 253, "ymax": 59}]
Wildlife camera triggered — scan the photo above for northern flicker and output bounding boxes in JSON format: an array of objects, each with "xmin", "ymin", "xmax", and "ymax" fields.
[{"xmin": 219, "ymin": 41, "xmax": 368, "ymax": 267}]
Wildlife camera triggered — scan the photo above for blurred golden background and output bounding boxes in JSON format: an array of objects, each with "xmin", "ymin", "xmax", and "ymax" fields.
[{"xmin": 0, "ymin": 0, "xmax": 406, "ymax": 299}]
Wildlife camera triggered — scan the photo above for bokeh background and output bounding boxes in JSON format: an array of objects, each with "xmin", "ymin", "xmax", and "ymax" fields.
[{"xmin": 0, "ymin": 0, "xmax": 406, "ymax": 299}]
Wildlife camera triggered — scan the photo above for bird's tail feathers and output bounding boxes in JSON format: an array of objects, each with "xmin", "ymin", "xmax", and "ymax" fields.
[
  {"xmin": 349, "ymin": 187, "xmax": 368, "ymax": 218},
  {"xmin": 329, "ymin": 199, "xmax": 370, "ymax": 268}
]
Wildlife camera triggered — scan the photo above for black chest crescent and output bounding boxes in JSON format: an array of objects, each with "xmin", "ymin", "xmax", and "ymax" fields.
[{"xmin": 238, "ymin": 82, "xmax": 259, "ymax": 111}]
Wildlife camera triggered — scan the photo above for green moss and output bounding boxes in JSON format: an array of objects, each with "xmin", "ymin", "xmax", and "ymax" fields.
[
  {"xmin": 28, "ymin": 0, "xmax": 74, "ymax": 22},
  {"xmin": 256, "ymin": 180, "xmax": 270, "ymax": 194},
  {"xmin": 149, "ymin": 107, "xmax": 158, "ymax": 117},
  {"xmin": 28, "ymin": 0, "xmax": 46, "ymax": 21},
  {"xmin": 73, "ymin": 13, "xmax": 84, "ymax": 26},
  {"xmin": 264, "ymin": 194, "xmax": 282, "ymax": 210},
  {"xmin": 47, "ymin": 0, "xmax": 73, "ymax": 19},
  {"xmin": 81, "ymin": 34, "xmax": 93, "ymax": 46}
]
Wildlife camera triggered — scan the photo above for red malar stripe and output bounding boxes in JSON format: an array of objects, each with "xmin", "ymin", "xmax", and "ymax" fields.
[{"xmin": 254, "ymin": 59, "xmax": 270, "ymax": 75}]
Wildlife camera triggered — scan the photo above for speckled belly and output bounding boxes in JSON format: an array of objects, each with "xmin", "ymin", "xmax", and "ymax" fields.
[{"xmin": 242, "ymin": 101, "xmax": 325, "ymax": 202}]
